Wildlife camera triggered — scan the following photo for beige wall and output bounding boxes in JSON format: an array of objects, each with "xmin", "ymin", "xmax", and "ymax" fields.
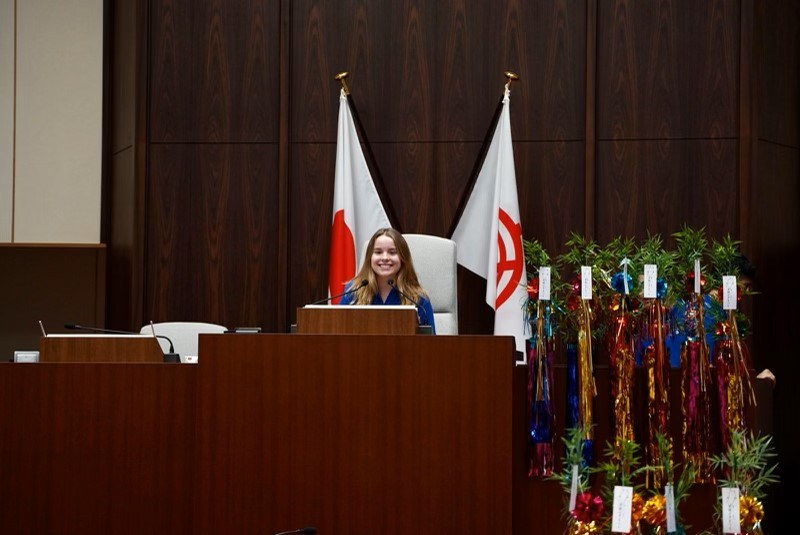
[
  {"xmin": 0, "ymin": 0, "xmax": 13, "ymax": 242},
  {"xmin": 0, "ymin": 0, "xmax": 103, "ymax": 244}
]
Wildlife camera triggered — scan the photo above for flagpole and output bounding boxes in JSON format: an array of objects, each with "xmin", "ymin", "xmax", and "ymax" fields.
[
  {"xmin": 334, "ymin": 71, "xmax": 350, "ymax": 95},
  {"xmin": 446, "ymin": 71, "xmax": 520, "ymax": 239},
  {"xmin": 504, "ymin": 71, "xmax": 519, "ymax": 92},
  {"xmin": 333, "ymin": 71, "xmax": 402, "ymax": 231}
]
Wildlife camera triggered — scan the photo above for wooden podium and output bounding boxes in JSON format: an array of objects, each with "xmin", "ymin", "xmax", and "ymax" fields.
[
  {"xmin": 296, "ymin": 304, "xmax": 420, "ymax": 334},
  {"xmin": 39, "ymin": 334, "xmax": 165, "ymax": 362},
  {"xmin": 195, "ymin": 333, "xmax": 517, "ymax": 534}
]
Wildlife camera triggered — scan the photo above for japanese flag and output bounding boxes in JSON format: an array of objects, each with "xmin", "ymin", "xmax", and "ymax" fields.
[{"xmin": 328, "ymin": 89, "xmax": 390, "ymax": 301}]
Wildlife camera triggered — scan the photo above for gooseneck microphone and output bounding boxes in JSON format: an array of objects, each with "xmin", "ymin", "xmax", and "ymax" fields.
[
  {"xmin": 64, "ymin": 323, "xmax": 179, "ymax": 363},
  {"xmin": 311, "ymin": 279, "xmax": 368, "ymax": 305},
  {"xmin": 273, "ymin": 527, "xmax": 317, "ymax": 535},
  {"xmin": 387, "ymin": 279, "xmax": 429, "ymax": 326}
]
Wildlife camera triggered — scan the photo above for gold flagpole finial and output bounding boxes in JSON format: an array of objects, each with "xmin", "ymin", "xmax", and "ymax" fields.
[
  {"xmin": 504, "ymin": 71, "xmax": 519, "ymax": 91},
  {"xmin": 334, "ymin": 72, "xmax": 350, "ymax": 95}
]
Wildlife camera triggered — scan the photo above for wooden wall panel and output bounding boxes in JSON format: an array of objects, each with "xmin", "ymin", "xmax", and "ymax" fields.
[
  {"xmin": 0, "ymin": 245, "xmax": 106, "ymax": 359},
  {"xmin": 288, "ymin": 142, "xmax": 336, "ymax": 321},
  {"xmin": 290, "ymin": 0, "xmax": 584, "ymax": 143},
  {"xmin": 597, "ymin": 0, "xmax": 738, "ymax": 139},
  {"xmin": 757, "ymin": 0, "xmax": 799, "ymax": 146},
  {"xmin": 370, "ymin": 142, "xmax": 482, "ymax": 234},
  {"xmin": 150, "ymin": 0, "xmax": 278, "ymax": 142},
  {"xmin": 147, "ymin": 144, "xmax": 279, "ymax": 329},
  {"xmin": 149, "ymin": 0, "xmax": 193, "ymax": 142},
  {"xmin": 517, "ymin": 141, "xmax": 585, "ymax": 254},
  {"xmin": 596, "ymin": 139, "xmax": 738, "ymax": 243},
  {"xmin": 750, "ymin": 141, "xmax": 800, "ymax": 534}
]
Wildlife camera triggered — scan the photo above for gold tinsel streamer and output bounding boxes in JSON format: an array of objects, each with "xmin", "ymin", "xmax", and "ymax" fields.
[
  {"xmin": 729, "ymin": 310, "xmax": 757, "ymax": 410},
  {"xmin": 570, "ymin": 520, "xmax": 601, "ymax": 535},
  {"xmin": 739, "ymin": 495, "xmax": 765, "ymax": 533},
  {"xmin": 717, "ymin": 311, "xmax": 755, "ymax": 449},
  {"xmin": 631, "ymin": 492, "xmax": 645, "ymax": 526},
  {"xmin": 642, "ymin": 494, "xmax": 667, "ymax": 527},
  {"xmin": 611, "ymin": 298, "xmax": 635, "ymax": 443},
  {"xmin": 578, "ymin": 299, "xmax": 596, "ymax": 443}
]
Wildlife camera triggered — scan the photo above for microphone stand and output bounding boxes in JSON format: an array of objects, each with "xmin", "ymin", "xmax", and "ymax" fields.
[
  {"xmin": 387, "ymin": 280, "xmax": 429, "ymax": 327},
  {"xmin": 64, "ymin": 323, "xmax": 180, "ymax": 363}
]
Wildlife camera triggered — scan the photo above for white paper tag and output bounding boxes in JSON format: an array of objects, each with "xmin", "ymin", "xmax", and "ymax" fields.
[
  {"xmin": 721, "ymin": 487, "xmax": 741, "ymax": 533},
  {"xmin": 581, "ymin": 266, "xmax": 592, "ymax": 300},
  {"xmin": 539, "ymin": 267, "xmax": 551, "ymax": 301},
  {"xmin": 665, "ymin": 484, "xmax": 676, "ymax": 532},
  {"xmin": 620, "ymin": 258, "xmax": 631, "ymax": 295},
  {"xmin": 568, "ymin": 464, "xmax": 579, "ymax": 512},
  {"xmin": 643, "ymin": 264, "xmax": 657, "ymax": 298},
  {"xmin": 723, "ymin": 275, "xmax": 737, "ymax": 310},
  {"xmin": 694, "ymin": 259, "xmax": 702, "ymax": 294},
  {"xmin": 611, "ymin": 486, "xmax": 633, "ymax": 532}
]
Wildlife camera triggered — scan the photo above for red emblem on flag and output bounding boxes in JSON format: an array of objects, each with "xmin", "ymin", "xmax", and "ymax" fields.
[{"xmin": 495, "ymin": 208, "xmax": 523, "ymax": 308}]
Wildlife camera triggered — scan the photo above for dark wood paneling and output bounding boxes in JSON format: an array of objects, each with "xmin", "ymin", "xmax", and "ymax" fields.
[
  {"xmin": 290, "ymin": 0, "xmax": 585, "ymax": 144},
  {"xmin": 370, "ymin": 141, "xmax": 483, "ymax": 234},
  {"xmin": 108, "ymin": 149, "xmax": 137, "ymax": 330},
  {"xmin": 0, "ymin": 364, "xmax": 196, "ymax": 535},
  {"xmin": 288, "ymin": 142, "xmax": 336, "ymax": 320},
  {"xmin": 0, "ymin": 245, "xmax": 106, "ymax": 359},
  {"xmin": 111, "ymin": 0, "xmax": 135, "ymax": 153},
  {"xmin": 597, "ymin": 0, "xmax": 738, "ymax": 139},
  {"xmin": 596, "ymin": 139, "xmax": 737, "ymax": 243},
  {"xmin": 517, "ymin": 140, "xmax": 585, "ymax": 254},
  {"xmin": 146, "ymin": 144, "xmax": 280, "ymax": 329},
  {"xmin": 757, "ymin": 0, "xmax": 799, "ymax": 146},
  {"xmin": 750, "ymin": 141, "xmax": 800, "ymax": 532},
  {"xmin": 149, "ymin": 0, "xmax": 193, "ymax": 141},
  {"xmin": 150, "ymin": 0, "xmax": 279, "ymax": 142}
]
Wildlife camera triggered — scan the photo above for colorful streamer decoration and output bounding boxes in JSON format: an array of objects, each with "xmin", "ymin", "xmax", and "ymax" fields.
[
  {"xmin": 715, "ymin": 310, "xmax": 756, "ymax": 450},
  {"xmin": 642, "ymin": 285, "xmax": 671, "ymax": 487},
  {"xmin": 679, "ymin": 273, "xmax": 715, "ymax": 482},
  {"xmin": 609, "ymin": 271, "xmax": 635, "ymax": 446},
  {"xmin": 576, "ymin": 298, "xmax": 596, "ymax": 465},
  {"xmin": 564, "ymin": 276, "xmax": 595, "ymax": 466},
  {"xmin": 527, "ymin": 296, "xmax": 555, "ymax": 476}
]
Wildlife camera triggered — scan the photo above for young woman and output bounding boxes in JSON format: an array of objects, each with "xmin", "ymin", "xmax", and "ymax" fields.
[{"xmin": 339, "ymin": 228, "xmax": 436, "ymax": 334}]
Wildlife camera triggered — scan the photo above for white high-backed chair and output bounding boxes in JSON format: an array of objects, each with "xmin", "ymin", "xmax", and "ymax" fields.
[
  {"xmin": 140, "ymin": 321, "xmax": 227, "ymax": 357},
  {"xmin": 403, "ymin": 234, "xmax": 459, "ymax": 335}
]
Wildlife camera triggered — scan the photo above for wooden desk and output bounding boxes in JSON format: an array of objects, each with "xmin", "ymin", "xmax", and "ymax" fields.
[{"xmin": 0, "ymin": 335, "xmax": 772, "ymax": 534}]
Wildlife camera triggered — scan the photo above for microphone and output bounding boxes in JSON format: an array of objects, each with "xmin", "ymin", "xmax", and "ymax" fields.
[
  {"xmin": 64, "ymin": 324, "xmax": 180, "ymax": 363},
  {"xmin": 387, "ymin": 279, "xmax": 429, "ymax": 327},
  {"xmin": 273, "ymin": 527, "xmax": 317, "ymax": 535},
  {"xmin": 311, "ymin": 279, "xmax": 368, "ymax": 305}
]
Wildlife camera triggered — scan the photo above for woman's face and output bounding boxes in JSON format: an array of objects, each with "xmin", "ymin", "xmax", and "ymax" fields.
[{"xmin": 371, "ymin": 235, "xmax": 402, "ymax": 282}]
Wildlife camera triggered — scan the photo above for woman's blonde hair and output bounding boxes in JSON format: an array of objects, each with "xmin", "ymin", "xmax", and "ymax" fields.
[{"xmin": 350, "ymin": 228, "xmax": 426, "ymax": 305}]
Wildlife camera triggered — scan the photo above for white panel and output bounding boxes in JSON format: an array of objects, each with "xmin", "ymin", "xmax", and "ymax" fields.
[
  {"xmin": 0, "ymin": 0, "xmax": 14, "ymax": 242},
  {"xmin": 14, "ymin": 0, "xmax": 103, "ymax": 243}
]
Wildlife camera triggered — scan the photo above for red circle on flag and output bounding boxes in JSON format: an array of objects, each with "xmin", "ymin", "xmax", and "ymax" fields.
[{"xmin": 329, "ymin": 210, "xmax": 356, "ymax": 303}]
